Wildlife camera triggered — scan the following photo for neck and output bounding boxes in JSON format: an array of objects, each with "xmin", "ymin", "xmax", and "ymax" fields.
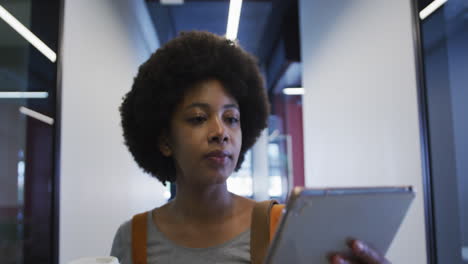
[{"xmin": 170, "ymin": 178, "xmax": 235, "ymax": 225}]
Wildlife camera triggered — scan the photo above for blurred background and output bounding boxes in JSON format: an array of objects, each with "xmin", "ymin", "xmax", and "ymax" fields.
[{"xmin": 0, "ymin": 0, "xmax": 466, "ymax": 263}]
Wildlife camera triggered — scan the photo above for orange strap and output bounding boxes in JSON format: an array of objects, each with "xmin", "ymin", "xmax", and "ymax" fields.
[
  {"xmin": 269, "ymin": 204, "xmax": 285, "ymax": 241},
  {"xmin": 250, "ymin": 201, "xmax": 286, "ymax": 264},
  {"xmin": 131, "ymin": 212, "xmax": 148, "ymax": 264},
  {"xmin": 250, "ymin": 200, "xmax": 277, "ymax": 264}
]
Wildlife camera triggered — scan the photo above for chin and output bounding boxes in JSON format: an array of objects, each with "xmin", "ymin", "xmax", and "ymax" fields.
[{"xmin": 205, "ymin": 170, "xmax": 232, "ymax": 185}]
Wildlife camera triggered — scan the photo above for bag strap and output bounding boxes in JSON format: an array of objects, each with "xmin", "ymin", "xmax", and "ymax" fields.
[
  {"xmin": 250, "ymin": 200, "xmax": 285, "ymax": 264},
  {"xmin": 269, "ymin": 204, "xmax": 285, "ymax": 241},
  {"xmin": 132, "ymin": 212, "xmax": 148, "ymax": 264}
]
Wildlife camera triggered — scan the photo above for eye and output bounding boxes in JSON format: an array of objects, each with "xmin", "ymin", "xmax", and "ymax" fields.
[
  {"xmin": 188, "ymin": 115, "xmax": 207, "ymax": 125},
  {"xmin": 225, "ymin": 116, "xmax": 240, "ymax": 125}
]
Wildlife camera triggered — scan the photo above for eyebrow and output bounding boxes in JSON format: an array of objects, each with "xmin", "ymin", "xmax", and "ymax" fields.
[{"xmin": 185, "ymin": 102, "xmax": 239, "ymax": 111}]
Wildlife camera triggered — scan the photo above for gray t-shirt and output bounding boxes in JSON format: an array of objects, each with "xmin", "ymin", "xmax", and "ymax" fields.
[{"xmin": 110, "ymin": 210, "xmax": 251, "ymax": 264}]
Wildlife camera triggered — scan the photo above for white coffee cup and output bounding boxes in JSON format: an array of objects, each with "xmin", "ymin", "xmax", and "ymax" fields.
[{"xmin": 68, "ymin": 256, "xmax": 119, "ymax": 264}]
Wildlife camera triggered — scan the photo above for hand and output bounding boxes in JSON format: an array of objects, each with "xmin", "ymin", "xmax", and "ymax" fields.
[{"xmin": 328, "ymin": 239, "xmax": 391, "ymax": 264}]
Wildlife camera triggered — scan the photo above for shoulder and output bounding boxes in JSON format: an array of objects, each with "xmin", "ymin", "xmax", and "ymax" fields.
[
  {"xmin": 232, "ymin": 195, "xmax": 256, "ymax": 223},
  {"xmin": 110, "ymin": 219, "xmax": 133, "ymax": 260},
  {"xmin": 117, "ymin": 219, "xmax": 133, "ymax": 233}
]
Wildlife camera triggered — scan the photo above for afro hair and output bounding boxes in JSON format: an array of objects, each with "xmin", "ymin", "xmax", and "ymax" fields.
[{"xmin": 120, "ymin": 31, "xmax": 269, "ymax": 184}]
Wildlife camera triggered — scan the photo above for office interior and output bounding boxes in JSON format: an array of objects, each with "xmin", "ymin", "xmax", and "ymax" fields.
[{"xmin": 0, "ymin": 0, "xmax": 466, "ymax": 263}]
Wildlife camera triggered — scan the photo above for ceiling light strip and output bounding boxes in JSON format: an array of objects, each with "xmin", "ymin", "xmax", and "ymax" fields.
[
  {"xmin": 419, "ymin": 0, "xmax": 448, "ymax": 20},
  {"xmin": 226, "ymin": 0, "xmax": 243, "ymax": 40},
  {"xmin": 19, "ymin": 106, "xmax": 54, "ymax": 125},
  {"xmin": 283, "ymin": 87, "xmax": 304, "ymax": 95},
  {"xmin": 0, "ymin": 91, "xmax": 49, "ymax": 99},
  {"xmin": 160, "ymin": 0, "xmax": 184, "ymax": 4},
  {"xmin": 0, "ymin": 5, "xmax": 57, "ymax": 62}
]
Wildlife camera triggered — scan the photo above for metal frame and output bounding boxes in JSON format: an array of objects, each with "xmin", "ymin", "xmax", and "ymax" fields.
[
  {"xmin": 410, "ymin": 0, "xmax": 437, "ymax": 262},
  {"xmin": 52, "ymin": 0, "xmax": 64, "ymax": 263}
]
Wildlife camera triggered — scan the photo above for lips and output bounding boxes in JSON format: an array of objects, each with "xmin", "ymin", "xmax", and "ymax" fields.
[
  {"xmin": 204, "ymin": 150, "xmax": 232, "ymax": 159},
  {"xmin": 204, "ymin": 150, "xmax": 232, "ymax": 166}
]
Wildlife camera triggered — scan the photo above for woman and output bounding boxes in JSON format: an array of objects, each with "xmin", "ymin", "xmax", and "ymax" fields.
[{"xmin": 111, "ymin": 31, "xmax": 389, "ymax": 264}]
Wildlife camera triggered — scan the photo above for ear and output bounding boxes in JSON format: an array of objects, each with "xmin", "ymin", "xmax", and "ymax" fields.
[{"xmin": 158, "ymin": 136, "xmax": 172, "ymax": 157}]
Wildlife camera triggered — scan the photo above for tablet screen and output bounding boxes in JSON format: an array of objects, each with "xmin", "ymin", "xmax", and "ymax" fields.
[{"xmin": 265, "ymin": 186, "xmax": 415, "ymax": 264}]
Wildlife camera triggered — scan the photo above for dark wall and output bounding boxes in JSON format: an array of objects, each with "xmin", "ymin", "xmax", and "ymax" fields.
[
  {"xmin": 420, "ymin": 1, "xmax": 468, "ymax": 261},
  {"xmin": 446, "ymin": 13, "xmax": 468, "ymax": 248}
]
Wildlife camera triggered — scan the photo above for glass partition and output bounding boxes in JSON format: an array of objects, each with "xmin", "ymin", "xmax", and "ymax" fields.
[
  {"xmin": 418, "ymin": 0, "xmax": 468, "ymax": 262},
  {"xmin": 0, "ymin": 1, "xmax": 60, "ymax": 263}
]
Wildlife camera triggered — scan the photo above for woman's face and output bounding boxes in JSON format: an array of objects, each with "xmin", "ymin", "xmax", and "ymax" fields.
[{"xmin": 161, "ymin": 79, "xmax": 242, "ymax": 186}]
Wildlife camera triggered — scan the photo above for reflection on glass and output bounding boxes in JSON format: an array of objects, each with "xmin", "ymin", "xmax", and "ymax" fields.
[
  {"xmin": 1, "ymin": 0, "xmax": 59, "ymax": 263},
  {"xmin": 0, "ymin": 6, "xmax": 30, "ymax": 256}
]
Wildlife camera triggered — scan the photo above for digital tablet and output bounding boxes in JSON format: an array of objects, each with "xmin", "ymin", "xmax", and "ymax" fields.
[{"xmin": 265, "ymin": 186, "xmax": 415, "ymax": 264}]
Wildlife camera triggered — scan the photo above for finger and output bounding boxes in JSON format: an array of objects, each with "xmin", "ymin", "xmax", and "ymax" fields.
[
  {"xmin": 348, "ymin": 240, "xmax": 391, "ymax": 264},
  {"xmin": 328, "ymin": 253, "xmax": 361, "ymax": 264}
]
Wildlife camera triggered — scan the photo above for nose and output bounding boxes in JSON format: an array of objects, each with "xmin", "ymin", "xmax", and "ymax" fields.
[{"xmin": 208, "ymin": 117, "xmax": 228, "ymax": 144}]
